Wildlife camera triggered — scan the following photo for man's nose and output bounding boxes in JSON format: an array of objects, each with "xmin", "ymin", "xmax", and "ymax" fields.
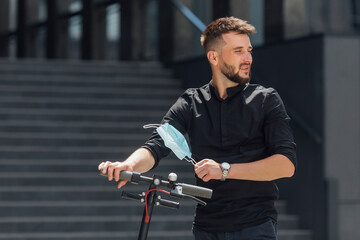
[{"xmin": 244, "ymin": 51, "xmax": 252, "ymax": 62}]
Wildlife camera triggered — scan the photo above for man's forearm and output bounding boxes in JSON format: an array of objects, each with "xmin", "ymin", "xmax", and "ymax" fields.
[
  {"xmin": 98, "ymin": 147, "xmax": 156, "ymax": 187},
  {"xmin": 227, "ymin": 154, "xmax": 295, "ymax": 181},
  {"xmin": 124, "ymin": 147, "xmax": 156, "ymax": 173}
]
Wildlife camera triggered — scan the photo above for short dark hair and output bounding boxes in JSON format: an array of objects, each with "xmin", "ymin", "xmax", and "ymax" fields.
[{"xmin": 200, "ymin": 17, "xmax": 256, "ymax": 53}]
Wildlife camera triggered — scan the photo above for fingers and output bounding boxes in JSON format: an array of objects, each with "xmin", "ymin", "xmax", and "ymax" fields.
[
  {"xmin": 194, "ymin": 159, "xmax": 208, "ymax": 169},
  {"xmin": 98, "ymin": 161, "xmax": 131, "ymax": 189},
  {"xmin": 195, "ymin": 167, "xmax": 207, "ymax": 179},
  {"xmin": 194, "ymin": 159, "xmax": 222, "ymax": 182},
  {"xmin": 98, "ymin": 161, "xmax": 112, "ymax": 175},
  {"xmin": 117, "ymin": 180, "xmax": 127, "ymax": 189},
  {"xmin": 98, "ymin": 161, "xmax": 129, "ymax": 182}
]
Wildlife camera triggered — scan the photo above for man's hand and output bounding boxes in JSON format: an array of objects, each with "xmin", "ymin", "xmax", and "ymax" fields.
[
  {"xmin": 98, "ymin": 161, "xmax": 133, "ymax": 189},
  {"xmin": 194, "ymin": 159, "xmax": 222, "ymax": 182}
]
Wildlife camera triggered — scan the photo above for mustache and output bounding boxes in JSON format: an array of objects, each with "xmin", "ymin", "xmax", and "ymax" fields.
[{"xmin": 239, "ymin": 63, "xmax": 251, "ymax": 68}]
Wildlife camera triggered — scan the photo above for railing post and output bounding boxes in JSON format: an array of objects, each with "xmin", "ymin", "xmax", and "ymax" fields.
[
  {"xmin": 212, "ymin": 0, "xmax": 229, "ymax": 20},
  {"xmin": 81, "ymin": 0, "xmax": 94, "ymax": 60},
  {"xmin": 16, "ymin": 0, "xmax": 26, "ymax": 58},
  {"xmin": 46, "ymin": 0, "xmax": 58, "ymax": 59},
  {"xmin": 158, "ymin": 0, "xmax": 174, "ymax": 62}
]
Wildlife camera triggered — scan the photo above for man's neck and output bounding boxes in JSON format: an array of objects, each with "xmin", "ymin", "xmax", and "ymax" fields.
[{"xmin": 212, "ymin": 77, "xmax": 239, "ymax": 100}]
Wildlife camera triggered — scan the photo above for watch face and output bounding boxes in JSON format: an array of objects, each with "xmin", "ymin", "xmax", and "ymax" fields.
[{"xmin": 222, "ymin": 162, "xmax": 230, "ymax": 170}]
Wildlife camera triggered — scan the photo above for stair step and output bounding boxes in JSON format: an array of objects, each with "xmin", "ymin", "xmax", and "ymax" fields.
[
  {"xmin": 0, "ymin": 145, "xmax": 138, "ymax": 160},
  {"xmin": 0, "ymin": 164, "xmax": 192, "ymax": 175},
  {"xmin": 0, "ymin": 61, "xmax": 172, "ymax": 76},
  {"xmin": 0, "ymin": 230, "xmax": 192, "ymax": 240},
  {"xmin": 0, "ymin": 59, "xmax": 310, "ymax": 240},
  {"xmin": 0, "ymin": 215, "xmax": 194, "ymax": 232},
  {"xmin": 0, "ymin": 132, "xmax": 151, "ymax": 147},
  {"xmin": 0, "ymin": 75, "xmax": 180, "ymax": 88},
  {"xmin": 278, "ymin": 230, "xmax": 312, "ymax": 240},
  {"xmin": 0, "ymin": 88, "xmax": 181, "ymax": 101},
  {"xmin": 0, "ymin": 214, "xmax": 301, "ymax": 232},
  {"xmin": 0, "ymin": 186, "xmax": 142, "ymax": 201},
  {"xmin": 0, "ymin": 122, "xmax": 156, "ymax": 134},
  {"xmin": 0, "ymin": 200, "xmax": 288, "ymax": 217},
  {"xmin": 0, "ymin": 96, "xmax": 174, "ymax": 111},
  {"xmin": 0, "ymin": 132, "xmax": 150, "ymax": 139},
  {"xmin": 0, "ymin": 157, "xmax": 189, "ymax": 165},
  {"xmin": 0, "ymin": 59, "xmax": 164, "ymax": 67},
  {"xmin": 0, "ymin": 230, "xmax": 312, "ymax": 240},
  {"xmin": 0, "ymin": 108, "xmax": 166, "ymax": 122},
  {"xmin": 0, "ymin": 158, "xmax": 185, "ymax": 166},
  {"xmin": 0, "ymin": 84, "xmax": 181, "ymax": 94},
  {"xmin": 0, "ymin": 200, "xmax": 196, "ymax": 217},
  {"xmin": 0, "ymin": 172, "xmax": 195, "ymax": 186}
]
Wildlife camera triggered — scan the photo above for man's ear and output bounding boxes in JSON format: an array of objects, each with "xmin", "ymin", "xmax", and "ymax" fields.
[{"xmin": 207, "ymin": 51, "xmax": 218, "ymax": 66}]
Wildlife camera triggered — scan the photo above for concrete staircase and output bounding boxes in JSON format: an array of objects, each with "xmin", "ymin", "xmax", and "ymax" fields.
[{"xmin": 0, "ymin": 59, "xmax": 312, "ymax": 240}]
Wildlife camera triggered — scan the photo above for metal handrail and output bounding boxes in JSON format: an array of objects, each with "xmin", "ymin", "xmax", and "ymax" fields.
[
  {"xmin": 352, "ymin": 0, "xmax": 360, "ymax": 28},
  {"xmin": 170, "ymin": 0, "xmax": 206, "ymax": 32}
]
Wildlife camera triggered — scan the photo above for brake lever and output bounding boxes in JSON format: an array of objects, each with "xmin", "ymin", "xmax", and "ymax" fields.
[{"xmin": 182, "ymin": 193, "xmax": 207, "ymax": 206}]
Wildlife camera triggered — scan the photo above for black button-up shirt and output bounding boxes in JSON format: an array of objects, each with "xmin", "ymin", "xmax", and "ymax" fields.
[{"xmin": 143, "ymin": 81, "xmax": 296, "ymax": 231}]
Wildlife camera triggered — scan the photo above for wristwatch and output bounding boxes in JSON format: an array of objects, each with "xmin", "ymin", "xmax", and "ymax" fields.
[{"xmin": 220, "ymin": 162, "xmax": 231, "ymax": 181}]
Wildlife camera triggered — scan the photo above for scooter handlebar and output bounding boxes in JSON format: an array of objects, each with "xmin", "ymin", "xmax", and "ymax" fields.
[
  {"xmin": 101, "ymin": 170, "xmax": 213, "ymax": 199},
  {"xmin": 177, "ymin": 183, "xmax": 212, "ymax": 199},
  {"xmin": 119, "ymin": 170, "xmax": 133, "ymax": 182}
]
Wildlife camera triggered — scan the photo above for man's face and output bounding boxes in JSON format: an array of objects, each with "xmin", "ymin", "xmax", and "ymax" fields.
[{"xmin": 218, "ymin": 33, "xmax": 253, "ymax": 84}]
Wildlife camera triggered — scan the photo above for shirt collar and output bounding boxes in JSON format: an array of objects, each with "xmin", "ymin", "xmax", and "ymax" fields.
[{"xmin": 209, "ymin": 80, "xmax": 247, "ymax": 101}]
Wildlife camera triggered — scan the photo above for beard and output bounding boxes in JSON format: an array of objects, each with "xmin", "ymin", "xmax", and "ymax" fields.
[{"xmin": 220, "ymin": 61, "xmax": 251, "ymax": 85}]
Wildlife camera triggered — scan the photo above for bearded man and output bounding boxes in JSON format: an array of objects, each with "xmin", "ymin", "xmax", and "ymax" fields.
[{"xmin": 99, "ymin": 17, "xmax": 296, "ymax": 240}]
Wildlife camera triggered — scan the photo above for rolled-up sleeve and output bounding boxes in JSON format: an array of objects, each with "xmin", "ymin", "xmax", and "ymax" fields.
[
  {"xmin": 263, "ymin": 89, "xmax": 297, "ymax": 168},
  {"xmin": 142, "ymin": 90, "xmax": 192, "ymax": 169}
]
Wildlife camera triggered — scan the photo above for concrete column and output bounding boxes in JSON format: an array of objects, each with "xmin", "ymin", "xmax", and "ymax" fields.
[
  {"xmin": 0, "ymin": 0, "xmax": 10, "ymax": 57},
  {"xmin": 144, "ymin": 0, "xmax": 159, "ymax": 60},
  {"xmin": 119, "ymin": 0, "xmax": 132, "ymax": 60},
  {"xmin": 324, "ymin": 36, "xmax": 360, "ymax": 240},
  {"xmin": 283, "ymin": 0, "xmax": 307, "ymax": 39},
  {"xmin": 327, "ymin": 0, "xmax": 353, "ymax": 33},
  {"xmin": 94, "ymin": 6, "xmax": 106, "ymax": 60},
  {"xmin": 56, "ymin": 0, "xmax": 70, "ymax": 59},
  {"xmin": 26, "ymin": 0, "xmax": 40, "ymax": 57},
  {"xmin": 119, "ymin": 0, "xmax": 146, "ymax": 60},
  {"xmin": 307, "ymin": 0, "xmax": 326, "ymax": 34}
]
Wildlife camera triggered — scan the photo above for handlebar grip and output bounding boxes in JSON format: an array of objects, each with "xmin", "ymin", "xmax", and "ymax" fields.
[
  {"xmin": 119, "ymin": 171, "xmax": 133, "ymax": 181},
  {"xmin": 100, "ymin": 170, "xmax": 133, "ymax": 181},
  {"xmin": 158, "ymin": 198, "xmax": 180, "ymax": 210},
  {"xmin": 178, "ymin": 183, "xmax": 213, "ymax": 199}
]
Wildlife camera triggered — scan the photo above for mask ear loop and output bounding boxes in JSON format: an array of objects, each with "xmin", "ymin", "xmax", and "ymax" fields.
[
  {"xmin": 143, "ymin": 124, "xmax": 161, "ymax": 129},
  {"xmin": 184, "ymin": 156, "xmax": 197, "ymax": 165}
]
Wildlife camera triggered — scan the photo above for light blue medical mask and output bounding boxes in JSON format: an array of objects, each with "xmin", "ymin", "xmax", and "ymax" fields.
[{"xmin": 143, "ymin": 123, "xmax": 196, "ymax": 165}]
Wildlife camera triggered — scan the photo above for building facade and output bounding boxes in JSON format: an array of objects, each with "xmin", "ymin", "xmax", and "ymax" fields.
[{"xmin": 0, "ymin": 1, "xmax": 359, "ymax": 240}]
